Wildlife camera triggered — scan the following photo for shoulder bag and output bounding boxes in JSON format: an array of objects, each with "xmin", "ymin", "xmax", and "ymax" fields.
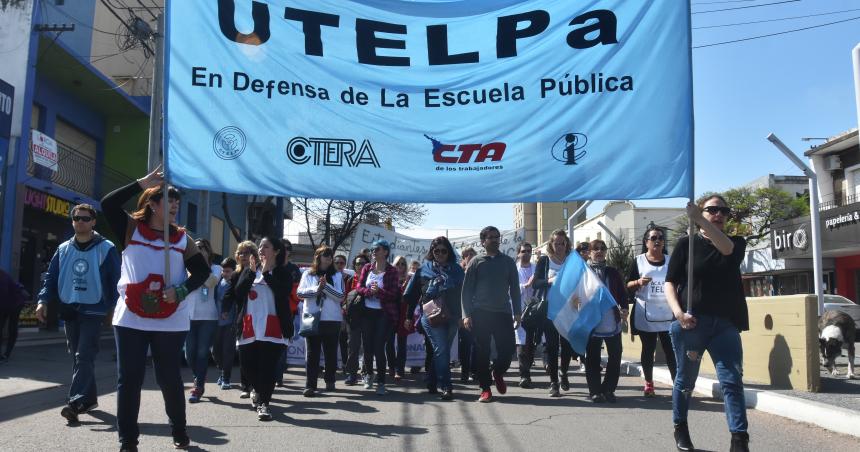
[{"xmin": 521, "ymin": 258, "xmax": 550, "ymax": 330}]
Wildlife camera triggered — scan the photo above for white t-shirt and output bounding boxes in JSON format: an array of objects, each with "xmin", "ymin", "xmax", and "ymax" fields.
[
  {"xmin": 237, "ymin": 271, "xmax": 287, "ymax": 346},
  {"xmin": 364, "ymin": 271, "xmax": 385, "ymax": 310},
  {"xmin": 188, "ymin": 264, "xmax": 221, "ymax": 321},
  {"xmin": 547, "ymin": 258, "xmax": 563, "ymax": 281},
  {"xmin": 297, "ymin": 270, "xmax": 345, "ymax": 322},
  {"xmin": 633, "ymin": 253, "xmax": 673, "ymax": 332}
]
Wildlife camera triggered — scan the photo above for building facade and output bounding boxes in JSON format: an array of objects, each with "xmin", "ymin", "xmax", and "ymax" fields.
[
  {"xmin": 513, "ymin": 201, "xmax": 585, "ymax": 247},
  {"xmin": 573, "ymin": 201, "xmax": 685, "ymax": 250}
]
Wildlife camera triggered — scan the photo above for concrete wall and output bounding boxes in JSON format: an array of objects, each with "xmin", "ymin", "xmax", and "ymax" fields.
[{"xmin": 622, "ymin": 295, "xmax": 821, "ymax": 392}]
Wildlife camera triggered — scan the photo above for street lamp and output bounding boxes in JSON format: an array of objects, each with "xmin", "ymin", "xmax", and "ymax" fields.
[{"xmin": 767, "ymin": 134, "xmax": 824, "ymax": 316}]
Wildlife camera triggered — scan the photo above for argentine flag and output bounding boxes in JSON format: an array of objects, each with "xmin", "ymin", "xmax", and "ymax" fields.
[{"xmin": 547, "ymin": 255, "xmax": 620, "ymax": 354}]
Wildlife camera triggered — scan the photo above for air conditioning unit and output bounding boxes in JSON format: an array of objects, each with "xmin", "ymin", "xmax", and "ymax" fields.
[{"xmin": 823, "ymin": 155, "xmax": 842, "ymax": 171}]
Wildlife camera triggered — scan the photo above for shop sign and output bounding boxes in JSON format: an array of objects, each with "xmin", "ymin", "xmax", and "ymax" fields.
[
  {"xmin": 773, "ymin": 223, "xmax": 809, "ymax": 253},
  {"xmin": 0, "ymin": 78, "xmax": 13, "ymax": 139},
  {"xmin": 31, "ymin": 130, "xmax": 58, "ymax": 171},
  {"xmin": 824, "ymin": 210, "xmax": 860, "ymax": 231},
  {"xmin": 24, "ymin": 187, "xmax": 71, "ymax": 218}
]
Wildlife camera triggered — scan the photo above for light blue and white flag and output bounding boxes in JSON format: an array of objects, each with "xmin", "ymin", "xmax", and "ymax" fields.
[
  {"xmin": 163, "ymin": 0, "xmax": 693, "ymax": 202},
  {"xmin": 547, "ymin": 255, "xmax": 619, "ymax": 354}
]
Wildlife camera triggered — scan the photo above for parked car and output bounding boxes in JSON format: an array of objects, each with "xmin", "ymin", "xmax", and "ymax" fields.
[{"xmin": 822, "ymin": 294, "xmax": 860, "ymax": 334}]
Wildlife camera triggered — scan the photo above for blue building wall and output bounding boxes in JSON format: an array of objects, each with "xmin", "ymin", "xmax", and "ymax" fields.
[{"xmin": 41, "ymin": 0, "xmax": 96, "ymax": 59}]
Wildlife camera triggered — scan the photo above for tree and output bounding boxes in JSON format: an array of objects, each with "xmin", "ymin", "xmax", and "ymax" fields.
[
  {"xmin": 606, "ymin": 231, "xmax": 636, "ymax": 281},
  {"xmin": 672, "ymin": 187, "xmax": 809, "ymax": 247},
  {"xmin": 293, "ymin": 198, "xmax": 427, "ymax": 251}
]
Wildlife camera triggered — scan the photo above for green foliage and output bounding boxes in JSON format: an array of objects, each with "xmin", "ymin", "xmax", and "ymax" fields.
[
  {"xmin": 607, "ymin": 231, "xmax": 636, "ymax": 279},
  {"xmin": 672, "ymin": 187, "xmax": 809, "ymax": 247}
]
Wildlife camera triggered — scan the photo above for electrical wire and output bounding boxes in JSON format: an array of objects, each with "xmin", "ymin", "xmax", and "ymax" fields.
[
  {"xmin": 45, "ymin": 1, "xmax": 123, "ymax": 36},
  {"xmin": 693, "ymin": 0, "xmax": 802, "ymax": 14},
  {"xmin": 694, "ymin": 15, "xmax": 860, "ymax": 49},
  {"xmin": 693, "ymin": 7, "xmax": 860, "ymax": 29}
]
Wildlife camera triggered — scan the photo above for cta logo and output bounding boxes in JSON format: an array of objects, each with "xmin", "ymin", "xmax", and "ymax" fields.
[
  {"xmin": 773, "ymin": 225, "xmax": 809, "ymax": 252},
  {"xmin": 424, "ymin": 134, "xmax": 506, "ymax": 164},
  {"xmin": 551, "ymin": 132, "xmax": 588, "ymax": 165},
  {"xmin": 286, "ymin": 137, "xmax": 380, "ymax": 167}
]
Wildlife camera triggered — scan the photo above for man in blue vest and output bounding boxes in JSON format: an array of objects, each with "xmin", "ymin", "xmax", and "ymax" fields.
[{"xmin": 37, "ymin": 203, "xmax": 121, "ymax": 424}]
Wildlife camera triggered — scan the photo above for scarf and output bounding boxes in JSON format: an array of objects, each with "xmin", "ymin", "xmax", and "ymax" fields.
[
  {"xmin": 588, "ymin": 260, "xmax": 607, "ymax": 283},
  {"xmin": 420, "ymin": 259, "xmax": 465, "ymax": 300}
]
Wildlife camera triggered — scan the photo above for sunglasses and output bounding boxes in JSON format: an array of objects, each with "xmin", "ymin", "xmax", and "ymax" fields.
[
  {"xmin": 72, "ymin": 216, "xmax": 93, "ymax": 222},
  {"xmin": 703, "ymin": 206, "xmax": 731, "ymax": 216},
  {"xmin": 432, "ymin": 248, "xmax": 449, "ymax": 255},
  {"xmin": 647, "ymin": 236, "xmax": 664, "ymax": 242}
]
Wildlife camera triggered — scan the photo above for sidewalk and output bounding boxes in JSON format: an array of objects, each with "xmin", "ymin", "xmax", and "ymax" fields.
[{"xmin": 620, "ymin": 357, "xmax": 860, "ymax": 438}]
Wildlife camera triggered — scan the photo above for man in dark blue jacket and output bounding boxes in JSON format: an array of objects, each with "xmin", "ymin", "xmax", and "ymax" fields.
[{"xmin": 37, "ymin": 203, "xmax": 121, "ymax": 423}]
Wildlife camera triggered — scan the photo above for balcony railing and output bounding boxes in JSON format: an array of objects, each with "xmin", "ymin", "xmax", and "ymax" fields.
[
  {"xmin": 818, "ymin": 194, "xmax": 860, "ymax": 212},
  {"xmin": 26, "ymin": 139, "xmax": 135, "ymax": 199}
]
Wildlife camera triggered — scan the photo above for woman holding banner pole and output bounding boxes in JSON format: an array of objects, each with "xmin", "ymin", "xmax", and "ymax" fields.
[
  {"xmin": 665, "ymin": 196, "xmax": 749, "ymax": 452},
  {"xmin": 101, "ymin": 166, "xmax": 210, "ymax": 450},
  {"xmin": 297, "ymin": 245, "xmax": 345, "ymax": 397}
]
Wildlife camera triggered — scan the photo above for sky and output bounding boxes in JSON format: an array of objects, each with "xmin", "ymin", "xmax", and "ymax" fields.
[{"xmin": 399, "ymin": 0, "xmax": 860, "ymax": 239}]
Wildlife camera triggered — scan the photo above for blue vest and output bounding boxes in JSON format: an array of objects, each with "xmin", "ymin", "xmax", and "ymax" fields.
[{"xmin": 58, "ymin": 239, "xmax": 114, "ymax": 305}]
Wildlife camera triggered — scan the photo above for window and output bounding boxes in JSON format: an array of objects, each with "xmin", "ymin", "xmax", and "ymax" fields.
[
  {"xmin": 186, "ymin": 202, "xmax": 197, "ymax": 232},
  {"xmin": 55, "ymin": 119, "xmax": 96, "ymax": 159}
]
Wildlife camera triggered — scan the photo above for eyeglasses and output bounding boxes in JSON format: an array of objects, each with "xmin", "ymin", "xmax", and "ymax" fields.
[
  {"xmin": 72, "ymin": 216, "xmax": 93, "ymax": 222},
  {"xmin": 703, "ymin": 206, "xmax": 731, "ymax": 216},
  {"xmin": 647, "ymin": 236, "xmax": 664, "ymax": 242},
  {"xmin": 591, "ymin": 247, "xmax": 607, "ymax": 252},
  {"xmin": 432, "ymin": 248, "xmax": 448, "ymax": 255}
]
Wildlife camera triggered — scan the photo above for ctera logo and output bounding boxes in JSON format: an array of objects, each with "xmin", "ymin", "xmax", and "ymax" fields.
[
  {"xmin": 286, "ymin": 137, "xmax": 380, "ymax": 167},
  {"xmin": 424, "ymin": 134, "xmax": 506, "ymax": 164},
  {"xmin": 551, "ymin": 132, "xmax": 588, "ymax": 165}
]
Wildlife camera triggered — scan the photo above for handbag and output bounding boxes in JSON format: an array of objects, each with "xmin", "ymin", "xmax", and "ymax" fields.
[
  {"xmin": 299, "ymin": 291, "xmax": 325, "ymax": 337},
  {"xmin": 521, "ymin": 257, "xmax": 550, "ymax": 330},
  {"xmin": 422, "ymin": 298, "xmax": 449, "ymax": 327}
]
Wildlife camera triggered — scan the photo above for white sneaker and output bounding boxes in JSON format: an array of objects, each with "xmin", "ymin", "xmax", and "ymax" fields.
[
  {"xmin": 363, "ymin": 375, "xmax": 373, "ymax": 390},
  {"xmin": 239, "ymin": 390, "xmax": 250, "ymax": 399},
  {"xmin": 256, "ymin": 403, "xmax": 272, "ymax": 421},
  {"xmin": 250, "ymin": 390, "xmax": 259, "ymax": 408}
]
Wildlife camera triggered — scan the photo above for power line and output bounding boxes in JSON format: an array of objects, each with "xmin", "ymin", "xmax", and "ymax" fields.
[
  {"xmin": 693, "ymin": 8, "xmax": 860, "ymax": 29},
  {"xmin": 694, "ymin": 15, "xmax": 860, "ymax": 49},
  {"xmin": 693, "ymin": 0, "xmax": 802, "ymax": 14},
  {"xmin": 45, "ymin": 1, "xmax": 123, "ymax": 36}
]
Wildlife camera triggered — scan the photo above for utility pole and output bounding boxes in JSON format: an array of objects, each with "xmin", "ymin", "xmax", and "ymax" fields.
[{"xmin": 767, "ymin": 134, "xmax": 824, "ymax": 315}]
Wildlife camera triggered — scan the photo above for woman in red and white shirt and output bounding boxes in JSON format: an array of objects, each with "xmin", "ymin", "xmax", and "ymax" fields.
[{"xmin": 222, "ymin": 236, "xmax": 293, "ymax": 421}]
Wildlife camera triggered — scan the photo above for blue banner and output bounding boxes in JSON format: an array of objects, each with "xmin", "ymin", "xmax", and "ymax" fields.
[
  {"xmin": 164, "ymin": 0, "xmax": 693, "ymax": 202},
  {"xmin": 0, "ymin": 78, "xmax": 13, "ymax": 139}
]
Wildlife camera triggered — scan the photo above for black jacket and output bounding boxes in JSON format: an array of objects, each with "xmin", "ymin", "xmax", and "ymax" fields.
[{"xmin": 223, "ymin": 266, "xmax": 294, "ymax": 340}]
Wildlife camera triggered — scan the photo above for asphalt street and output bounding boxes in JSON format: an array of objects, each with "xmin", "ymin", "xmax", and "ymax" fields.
[{"xmin": 0, "ymin": 342, "xmax": 855, "ymax": 452}]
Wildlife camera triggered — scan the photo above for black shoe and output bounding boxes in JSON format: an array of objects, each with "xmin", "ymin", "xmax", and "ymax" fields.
[
  {"xmin": 303, "ymin": 388, "xmax": 316, "ymax": 397},
  {"xmin": 119, "ymin": 444, "xmax": 138, "ymax": 452},
  {"xmin": 77, "ymin": 402, "xmax": 98, "ymax": 414},
  {"xmin": 459, "ymin": 374, "xmax": 469, "ymax": 383},
  {"xmin": 518, "ymin": 377, "xmax": 532, "ymax": 389},
  {"xmin": 325, "ymin": 381, "xmax": 336, "ymax": 391},
  {"xmin": 560, "ymin": 376, "xmax": 570, "ymax": 391},
  {"xmin": 172, "ymin": 431, "xmax": 190, "ymax": 449},
  {"xmin": 439, "ymin": 388, "xmax": 453, "ymax": 400},
  {"xmin": 730, "ymin": 431, "xmax": 750, "ymax": 452},
  {"xmin": 60, "ymin": 404, "xmax": 79, "ymax": 423},
  {"xmin": 427, "ymin": 384, "xmax": 439, "ymax": 394},
  {"xmin": 590, "ymin": 393, "xmax": 606, "ymax": 403},
  {"xmin": 549, "ymin": 383, "xmax": 561, "ymax": 398},
  {"xmin": 603, "ymin": 392, "xmax": 617, "ymax": 403},
  {"xmin": 674, "ymin": 422, "xmax": 694, "ymax": 451}
]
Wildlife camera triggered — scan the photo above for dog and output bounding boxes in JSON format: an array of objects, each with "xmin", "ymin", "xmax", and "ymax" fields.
[{"xmin": 819, "ymin": 310, "xmax": 856, "ymax": 378}]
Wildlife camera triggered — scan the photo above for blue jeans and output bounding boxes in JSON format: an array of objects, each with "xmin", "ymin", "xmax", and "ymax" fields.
[
  {"xmin": 185, "ymin": 320, "xmax": 218, "ymax": 387},
  {"xmin": 421, "ymin": 316, "xmax": 458, "ymax": 390},
  {"xmin": 64, "ymin": 313, "xmax": 104, "ymax": 406},
  {"xmin": 115, "ymin": 326, "xmax": 187, "ymax": 446},
  {"xmin": 669, "ymin": 315, "xmax": 748, "ymax": 433}
]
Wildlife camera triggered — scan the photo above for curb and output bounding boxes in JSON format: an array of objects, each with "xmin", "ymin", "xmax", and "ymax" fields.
[{"xmin": 620, "ymin": 360, "xmax": 860, "ymax": 438}]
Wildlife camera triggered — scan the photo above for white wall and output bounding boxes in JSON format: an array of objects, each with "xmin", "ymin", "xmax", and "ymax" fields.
[{"xmin": 0, "ymin": 0, "xmax": 35, "ymax": 138}]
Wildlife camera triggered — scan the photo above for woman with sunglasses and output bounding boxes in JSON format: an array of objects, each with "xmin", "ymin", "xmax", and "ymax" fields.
[
  {"xmin": 184, "ymin": 239, "xmax": 222, "ymax": 403},
  {"xmin": 665, "ymin": 196, "xmax": 749, "ymax": 452},
  {"xmin": 222, "ymin": 236, "xmax": 294, "ymax": 421},
  {"xmin": 403, "ymin": 237, "xmax": 465, "ymax": 400},
  {"xmin": 343, "ymin": 254, "xmax": 370, "ymax": 386},
  {"xmin": 101, "ymin": 165, "xmax": 211, "ymax": 450},
  {"xmin": 584, "ymin": 239, "xmax": 628, "ymax": 404},
  {"xmin": 627, "ymin": 226, "xmax": 676, "ymax": 398},
  {"xmin": 355, "ymin": 240, "xmax": 400, "ymax": 395},
  {"xmin": 297, "ymin": 245, "xmax": 345, "ymax": 397}
]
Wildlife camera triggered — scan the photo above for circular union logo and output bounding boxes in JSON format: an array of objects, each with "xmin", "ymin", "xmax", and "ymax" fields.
[
  {"xmin": 792, "ymin": 226, "xmax": 808, "ymax": 250},
  {"xmin": 73, "ymin": 258, "xmax": 89, "ymax": 276},
  {"xmin": 213, "ymin": 126, "xmax": 246, "ymax": 160},
  {"xmin": 551, "ymin": 133, "xmax": 588, "ymax": 165}
]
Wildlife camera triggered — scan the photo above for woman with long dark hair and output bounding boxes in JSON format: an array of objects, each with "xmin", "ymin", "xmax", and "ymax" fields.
[
  {"xmin": 222, "ymin": 236, "xmax": 294, "ymax": 421},
  {"xmin": 297, "ymin": 245, "xmax": 345, "ymax": 397},
  {"xmin": 101, "ymin": 166, "xmax": 210, "ymax": 451},
  {"xmin": 343, "ymin": 253, "xmax": 370, "ymax": 386},
  {"xmin": 185, "ymin": 238, "xmax": 222, "ymax": 403},
  {"xmin": 627, "ymin": 225, "xmax": 676, "ymax": 398},
  {"xmin": 404, "ymin": 237, "xmax": 464, "ymax": 400},
  {"xmin": 355, "ymin": 240, "xmax": 399, "ymax": 395},
  {"xmin": 665, "ymin": 196, "xmax": 749, "ymax": 452}
]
